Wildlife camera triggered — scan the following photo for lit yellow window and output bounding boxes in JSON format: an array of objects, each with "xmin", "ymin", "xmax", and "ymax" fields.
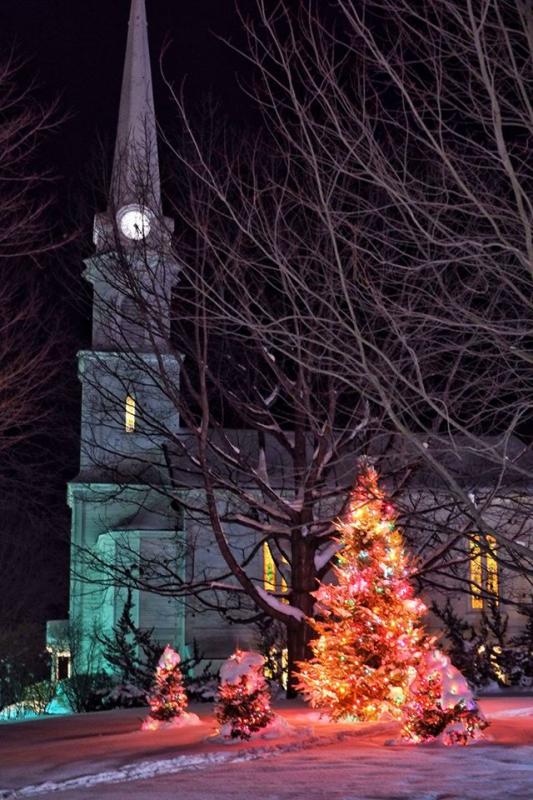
[
  {"xmin": 469, "ymin": 534, "xmax": 498, "ymax": 609},
  {"xmin": 262, "ymin": 543, "xmax": 289, "ymax": 689},
  {"xmin": 469, "ymin": 537, "xmax": 483, "ymax": 609},
  {"xmin": 263, "ymin": 542, "xmax": 277, "ymax": 590},
  {"xmin": 486, "ymin": 535, "xmax": 499, "ymax": 599},
  {"xmin": 125, "ymin": 394, "xmax": 136, "ymax": 432},
  {"xmin": 263, "ymin": 542, "xmax": 289, "ymax": 597}
]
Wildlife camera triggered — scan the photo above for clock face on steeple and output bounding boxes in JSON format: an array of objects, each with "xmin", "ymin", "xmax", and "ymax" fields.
[{"xmin": 118, "ymin": 204, "xmax": 153, "ymax": 240}]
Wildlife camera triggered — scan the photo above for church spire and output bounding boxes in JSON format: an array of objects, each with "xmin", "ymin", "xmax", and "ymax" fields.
[{"xmin": 111, "ymin": 0, "xmax": 161, "ymax": 212}]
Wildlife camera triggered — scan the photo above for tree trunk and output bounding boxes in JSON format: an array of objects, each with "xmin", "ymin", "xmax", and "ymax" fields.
[
  {"xmin": 286, "ymin": 617, "xmax": 313, "ymax": 698},
  {"xmin": 286, "ymin": 535, "xmax": 316, "ymax": 697}
]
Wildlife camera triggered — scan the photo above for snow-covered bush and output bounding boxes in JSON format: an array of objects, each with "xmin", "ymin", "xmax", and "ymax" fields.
[
  {"xmin": 216, "ymin": 650, "xmax": 273, "ymax": 740},
  {"xmin": 98, "ymin": 681, "xmax": 147, "ymax": 709}
]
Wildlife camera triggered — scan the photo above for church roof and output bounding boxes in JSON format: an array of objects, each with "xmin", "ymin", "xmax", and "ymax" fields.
[
  {"xmin": 73, "ymin": 430, "xmax": 533, "ymax": 496},
  {"xmin": 165, "ymin": 431, "xmax": 533, "ymax": 495}
]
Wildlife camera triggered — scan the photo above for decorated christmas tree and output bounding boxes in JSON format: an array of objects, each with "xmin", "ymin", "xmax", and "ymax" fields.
[
  {"xmin": 215, "ymin": 650, "xmax": 274, "ymax": 740},
  {"xmin": 142, "ymin": 644, "xmax": 187, "ymax": 730},
  {"xmin": 297, "ymin": 463, "xmax": 487, "ymax": 744},
  {"xmin": 297, "ymin": 463, "xmax": 428, "ymax": 721}
]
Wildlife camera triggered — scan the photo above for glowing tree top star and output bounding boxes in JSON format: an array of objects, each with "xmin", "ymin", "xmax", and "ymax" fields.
[{"xmin": 297, "ymin": 462, "xmax": 430, "ymax": 722}]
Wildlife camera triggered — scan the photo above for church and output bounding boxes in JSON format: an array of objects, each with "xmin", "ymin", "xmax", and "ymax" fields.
[
  {"xmin": 46, "ymin": 0, "xmax": 532, "ymax": 685},
  {"xmin": 45, "ymin": 0, "xmax": 234, "ymax": 680}
]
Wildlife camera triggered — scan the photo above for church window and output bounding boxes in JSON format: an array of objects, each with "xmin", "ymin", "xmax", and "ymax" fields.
[
  {"xmin": 469, "ymin": 534, "xmax": 498, "ymax": 609},
  {"xmin": 262, "ymin": 543, "xmax": 289, "ymax": 690},
  {"xmin": 486, "ymin": 536, "xmax": 499, "ymax": 598},
  {"xmin": 125, "ymin": 394, "xmax": 136, "ymax": 432},
  {"xmin": 263, "ymin": 542, "xmax": 277, "ymax": 590},
  {"xmin": 263, "ymin": 542, "xmax": 288, "ymax": 596}
]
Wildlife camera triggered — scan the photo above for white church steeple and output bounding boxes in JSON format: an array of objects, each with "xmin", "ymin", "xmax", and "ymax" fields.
[
  {"xmin": 53, "ymin": 0, "xmax": 184, "ymax": 690},
  {"xmin": 94, "ymin": 0, "xmax": 174, "ymax": 251},
  {"xmin": 111, "ymin": 0, "xmax": 161, "ymax": 213},
  {"xmin": 86, "ymin": 0, "xmax": 178, "ymax": 357}
]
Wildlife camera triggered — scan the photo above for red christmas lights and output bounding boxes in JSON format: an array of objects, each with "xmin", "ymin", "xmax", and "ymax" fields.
[
  {"xmin": 297, "ymin": 463, "xmax": 488, "ymax": 744},
  {"xmin": 142, "ymin": 644, "xmax": 187, "ymax": 730},
  {"xmin": 215, "ymin": 650, "xmax": 273, "ymax": 740}
]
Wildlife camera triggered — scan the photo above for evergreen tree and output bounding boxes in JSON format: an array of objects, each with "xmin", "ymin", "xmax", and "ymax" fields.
[
  {"xmin": 145, "ymin": 645, "xmax": 187, "ymax": 725},
  {"xmin": 216, "ymin": 650, "xmax": 273, "ymax": 740},
  {"xmin": 297, "ymin": 464, "xmax": 428, "ymax": 721},
  {"xmin": 297, "ymin": 463, "xmax": 487, "ymax": 744},
  {"xmin": 401, "ymin": 648, "xmax": 488, "ymax": 744},
  {"xmin": 512, "ymin": 600, "xmax": 533, "ymax": 686},
  {"xmin": 99, "ymin": 589, "xmax": 162, "ymax": 693}
]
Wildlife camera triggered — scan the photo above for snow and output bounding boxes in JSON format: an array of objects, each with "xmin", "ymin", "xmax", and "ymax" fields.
[
  {"xmin": 314, "ymin": 540, "xmax": 339, "ymax": 571},
  {"xmin": 0, "ymin": 695, "xmax": 71, "ymax": 723},
  {"xmin": 211, "ymin": 714, "xmax": 301, "ymax": 744},
  {"xmin": 156, "ymin": 644, "xmax": 181, "ymax": 670},
  {"xmin": 263, "ymin": 386, "xmax": 279, "ymax": 408},
  {"xmin": 262, "ymin": 347, "xmax": 276, "ymax": 363},
  {"xmin": 255, "ymin": 586, "xmax": 306, "ymax": 620},
  {"xmin": 1, "ymin": 697, "xmax": 533, "ymax": 799},
  {"xmin": 0, "ymin": 704, "xmax": 40, "ymax": 723},
  {"xmin": 219, "ymin": 651, "xmax": 265, "ymax": 686},
  {"xmin": 141, "ymin": 711, "xmax": 202, "ymax": 732},
  {"xmin": 489, "ymin": 705, "xmax": 533, "ymax": 719}
]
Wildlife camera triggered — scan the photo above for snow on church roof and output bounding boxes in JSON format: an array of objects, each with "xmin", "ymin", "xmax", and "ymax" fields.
[{"xmin": 75, "ymin": 429, "xmax": 533, "ymax": 496}]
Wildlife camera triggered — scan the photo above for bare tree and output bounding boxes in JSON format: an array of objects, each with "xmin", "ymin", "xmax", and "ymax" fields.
[
  {"xmin": 79, "ymin": 0, "xmax": 533, "ymax": 691},
  {"xmin": 215, "ymin": 0, "xmax": 533, "ymax": 548},
  {"xmin": 0, "ymin": 57, "xmax": 69, "ymax": 624},
  {"xmin": 162, "ymin": 0, "xmax": 533, "ymax": 576},
  {"xmin": 81, "ymin": 153, "xmax": 531, "ymax": 693},
  {"xmin": 0, "ymin": 57, "xmax": 64, "ymax": 455}
]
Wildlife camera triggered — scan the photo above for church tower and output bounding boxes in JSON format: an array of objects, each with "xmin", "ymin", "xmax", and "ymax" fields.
[{"xmin": 47, "ymin": 0, "xmax": 185, "ymax": 676}]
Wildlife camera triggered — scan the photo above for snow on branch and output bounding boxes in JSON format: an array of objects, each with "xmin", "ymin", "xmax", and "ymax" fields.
[
  {"xmin": 314, "ymin": 541, "xmax": 340, "ymax": 572},
  {"xmin": 255, "ymin": 586, "xmax": 305, "ymax": 621}
]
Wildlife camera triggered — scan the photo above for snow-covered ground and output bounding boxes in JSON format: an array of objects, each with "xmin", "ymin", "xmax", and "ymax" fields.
[{"xmin": 1, "ymin": 697, "xmax": 533, "ymax": 799}]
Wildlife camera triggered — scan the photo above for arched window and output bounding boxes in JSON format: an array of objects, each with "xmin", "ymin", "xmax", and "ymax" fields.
[
  {"xmin": 263, "ymin": 542, "xmax": 288, "ymax": 594},
  {"xmin": 469, "ymin": 534, "xmax": 498, "ymax": 609},
  {"xmin": 262, "ymin": 541, "xmax": 289, "ymax": 689},
  {"xmin": 263, "ymin": 541, "xmax": 277, "ymax": 591},
  {"xmin": 125, "ymin": 394, "xmax": 136, "ymax": 432}
]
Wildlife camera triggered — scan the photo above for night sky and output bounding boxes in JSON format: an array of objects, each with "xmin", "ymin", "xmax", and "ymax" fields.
[
  {"xmin": 0, "ymin": 1, "xmax": 259, "ymax": 214},
  {"xmin": 0, "ymin": 0, "xmax": 273, "ymax": 630}
]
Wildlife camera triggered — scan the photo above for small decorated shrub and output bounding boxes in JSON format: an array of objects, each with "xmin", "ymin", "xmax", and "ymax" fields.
[{"xmin": 216, "ymin": 650, "xmax": 273, "ymax": 740}]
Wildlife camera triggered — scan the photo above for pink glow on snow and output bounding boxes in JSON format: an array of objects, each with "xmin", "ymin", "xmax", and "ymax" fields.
[{"xmin": 1, "ymin": 696, "xmax": 533, "ymax": 798}]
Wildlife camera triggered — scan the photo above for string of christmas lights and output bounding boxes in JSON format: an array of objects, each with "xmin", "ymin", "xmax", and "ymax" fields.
[
  {"xmin": 215, "ymin": 650, "xmax": 273, "ymax": 740},
  {"xmin": 143, "ymin": 644, "xmax": 187, "ymax": 729},
  {"xmin": 297, "ymin": 463, "xmax": 488, "ymax": 744},
  {"xmin": 401, "ymin": 648, "xmax": 488, "ymax": 745}
]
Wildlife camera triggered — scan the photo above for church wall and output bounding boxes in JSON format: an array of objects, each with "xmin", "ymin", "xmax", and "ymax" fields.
[
  {"xmin": 180, "ymin": 489, "xmax": 260, "ymax": 666},
  {"xmin": 67, "ymin": 482, "xmax": 185, "ymax": 672},
  {"xmin": 78, "ymin": 350, "xmax": 180, "ymax": 476}
]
